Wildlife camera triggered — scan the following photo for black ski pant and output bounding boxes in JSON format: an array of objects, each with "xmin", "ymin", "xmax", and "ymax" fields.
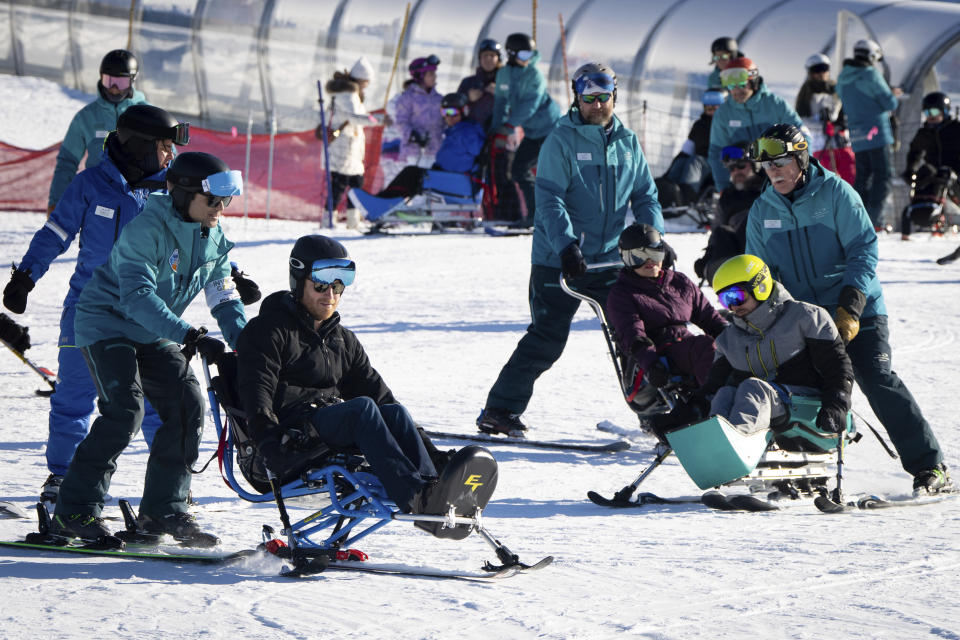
[
  {"xmin": 512, "ymin": 135, "xmax": 546, "ymax": 227},
  {"xmin": 56, "ymin": 339, "xmax": 204, "ymax": 519},
  {"xmin": 485, "ymin": 265, "xmax": 618, "ymax": 415},
  {"xmin": 308, "ymin": 398, "xmax": 436, "ymax": 510},
  {"xmin": 853, "ymin": 145, "xmax": 892, "ymax": 228},
  {"xmin": 330, "ymin": 171, "xmax": 363, "ymax": 210},
  {"xmin": 846, "ymin": 315, "xmax": 943, "ymax": 475}
]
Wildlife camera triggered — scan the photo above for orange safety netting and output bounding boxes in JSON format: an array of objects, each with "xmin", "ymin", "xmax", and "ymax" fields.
[{"xmin": 0, "ymin": 122, "xmax": 384, "ymax": 221}]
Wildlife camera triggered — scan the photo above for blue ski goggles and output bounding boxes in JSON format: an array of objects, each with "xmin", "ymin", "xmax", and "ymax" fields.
[
  {"xmin": 717, "ymin": 285, "xmax": 750, "ymax": 309},
  {"xmin": 515, "ymin": 50, "xmax": 535, "ymax": 62},
  {"xmin": 200, "ymin": 170, "xmax": 243, "ymax": 207},
  {"xmin": 574, "ymin": 72, "xmax": 616, "ymax": 96},
  {"xmin": 309, "ymin": 258, "xmax": 356, "ymax": 287}
]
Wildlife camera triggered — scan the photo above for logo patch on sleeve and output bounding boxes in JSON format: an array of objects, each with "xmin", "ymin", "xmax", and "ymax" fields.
[{"xmin": 169, "ymin": 249, "xmax": 180, "ymax": 273}]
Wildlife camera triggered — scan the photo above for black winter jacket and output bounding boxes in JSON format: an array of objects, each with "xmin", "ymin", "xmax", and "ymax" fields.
[
  {"xmin": 904, "ymin": 118, "xmax": 960, "ymax": 178},
  {"xmin": 236, "ymin": 291, "xmax": 395, "ymax": 430}
]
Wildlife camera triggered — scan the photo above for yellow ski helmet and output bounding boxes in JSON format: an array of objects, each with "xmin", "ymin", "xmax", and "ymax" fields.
[{"xmin": 712, "ymin": 254, "xmax": 773, "ymax": 301}]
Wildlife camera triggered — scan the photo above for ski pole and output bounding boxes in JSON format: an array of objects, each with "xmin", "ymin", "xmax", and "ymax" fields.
[
  {"xmin": 317, "ymin": 80, "xmax": 335, "ymax": 229},
  {"xmin": 611, "ymin": 444, "xmax": 672, "ymax": 504},
  {"xmin": 1, "ymin": 337, "xmax": 56, "ymax": 393},
  {"xmin": 833, "ymin": 434, "xmax": 845, "ymax": 504}
]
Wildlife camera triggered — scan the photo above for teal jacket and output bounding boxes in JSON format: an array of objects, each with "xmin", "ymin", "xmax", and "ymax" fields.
[
  {"xmin": 835, "ymin": 60, "xmax": 898, "ymax": 152},
  {"xmin": 48, "ymin": 89, "xmax": 148, "ymax": 208},
  {"xmin": 74, "ymin": 193, "xmax": 246, "ymax": 348},
  {"xmin": 744, "ymin": 157, "xmax": 886, "ymax": 319},
  {"xmin": 708, "ymin": 81, "xmax": 806, "ymax": 190},
  {"xmin": 532, "ymin": 109, "xmax": 663, "ymax": 268},
  {"xmin": 490, "ymin": 51, "xmax": 561, "ymax": 140}
]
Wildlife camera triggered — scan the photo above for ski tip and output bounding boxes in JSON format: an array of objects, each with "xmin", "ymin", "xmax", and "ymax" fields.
[
  {"xmin": 814, "ymin": 495, "xmax": 846, "ymax": 513},
  {"xmin": 0, "ymin": 501, "xmax": 28, "ymax": 519}
]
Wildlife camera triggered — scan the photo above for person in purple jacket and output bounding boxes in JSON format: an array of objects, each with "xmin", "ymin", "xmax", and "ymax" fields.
[
  {"xmin": 394, "ymin": 55, "xmax": 445, "ymax": 164},
  {"xmin": 606, "ymin": 224, "xmax": 727, "ymax": 396}
]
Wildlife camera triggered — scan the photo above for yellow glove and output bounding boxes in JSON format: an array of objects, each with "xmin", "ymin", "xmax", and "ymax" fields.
[{"xmin": 834, "ymin": 307, "xmax": 860, "ymax": 344}]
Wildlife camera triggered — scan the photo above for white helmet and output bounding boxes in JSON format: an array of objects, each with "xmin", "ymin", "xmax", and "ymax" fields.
[
  {"xmin": 805, "ymin": 53, "xmax": 830, "ymax": 70},
  {"xmin": 853, "ymin": 39, "xmax": 883, "ymax": 64}
]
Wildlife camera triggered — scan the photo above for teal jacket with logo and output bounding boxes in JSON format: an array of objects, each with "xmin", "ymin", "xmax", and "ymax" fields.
[
  {"xmin": 708, "ymin": 82, "xmax": 806, "ymax": 190},
  {"xmin": 532, "ymin": 108, "xmax": 663, "ymax": 268},
  {"xmin": 745, "ymin": 157, "xmax": 885, "ymax": 319},
  {"xmin": 835, "ymin": 60, "xmax": 899, "ymax": 152},
  {"xmin": 48, "ymin": 89, "xmax": 148, "ymax": 208},
  {"xmin": 490, "ymin": 51, "xmax": 561, "ymax": 140},
  {"xmin": 74, "ymin": 193, "xmax": 246, "ymax": 348}
]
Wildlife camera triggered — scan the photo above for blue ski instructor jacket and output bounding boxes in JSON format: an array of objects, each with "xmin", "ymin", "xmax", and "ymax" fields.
[
  {"xmin": 745, "ymin": 157, "xmax": 886, "ymax": 319},
  {"xmin": 532, "ymin": 108, "xmax": 663, "ymax": 269}
]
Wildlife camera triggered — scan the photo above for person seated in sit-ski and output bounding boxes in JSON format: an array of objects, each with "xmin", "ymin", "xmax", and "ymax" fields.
[
  {"xmin": 606, "ymin": 223, "xmax": 727, "ymax": 395},
  {"xmin": 652, "ymin": 254, "xmax": 854, "ymax": 440}
]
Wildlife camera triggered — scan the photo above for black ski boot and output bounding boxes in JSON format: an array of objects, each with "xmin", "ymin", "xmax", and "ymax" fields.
[
  {"xmin": 50, "ymin": 513, "xmax": 113, "ymax": 542},
  {"xmin": 139, "ymin": 512, "xmax": 220, "ymax": 548},
  {"xmin": 40, "ymin": 473, "xmax": 63, "ymax": 503},
  {"xmin": 476, "ymin": 408, "xmax": 527, "ymax": 437},
  {"xmin": 913, "ymin": 463, "xmax": 953, "ymax": 495}
]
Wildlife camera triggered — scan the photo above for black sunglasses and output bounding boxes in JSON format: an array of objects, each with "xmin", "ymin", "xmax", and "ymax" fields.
[
  {"xmin": 205, "ymin": 195, "xmax": 233, "ymax": 208},
  {"xmin": 314, "ymin": 281, "xmax": 345, "ymax": 294}
]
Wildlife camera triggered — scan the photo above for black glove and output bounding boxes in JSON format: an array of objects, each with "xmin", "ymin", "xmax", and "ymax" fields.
[
  {"xmin": 646, "ymin": 361, "xmax": 671, "ymax": 388},
  {"xmin": 196, "ymin": 336, "xmax": 226, "ymax": 364},
  {"xmin": 256, "ymin": 435, "xmax": 287, "ymax": 476},
  {"xmin": 816, "ymin": 403, "xmax": 847, "ymax": 434},
  {"xmin": 0, "ymin": 313, "xmax": 30, "ymax": 353},
  {"xmin": 560, "ymin": 243, "xmax": 587, "ymax": 279},
  {"xmin": 409, "ymin": 130, "xmax": 429, "ymax": 147},
  {"xmin": 669, "ymin": 393, "xmax": 711, "ymax": 426},
  {"xmin": 231, "ymin": 262, "xmax": 261, "ymax": 305},
  {"xmin": 3, "ymin": 267, "xmax": 34, "ymax": 314},
  {"xmin": 181, "ymin": 326, "xmax": 208, "ymax": 361}
]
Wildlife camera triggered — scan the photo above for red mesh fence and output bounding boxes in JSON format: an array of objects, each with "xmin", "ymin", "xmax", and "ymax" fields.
[{"xmin": 0, "ymin": 117, "xmax": 385, "ymax": 222}]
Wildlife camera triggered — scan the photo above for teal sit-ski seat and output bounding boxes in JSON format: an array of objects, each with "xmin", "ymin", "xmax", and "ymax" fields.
[{"xmin": 666, "ymin": 395, "xmax": 856, "ymax": 490}]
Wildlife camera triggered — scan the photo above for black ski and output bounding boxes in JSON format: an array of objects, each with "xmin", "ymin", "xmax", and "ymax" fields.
[
  {"xmin": 587, "ymin": 491, "xmax": 700, "ymax": 508},
  {"xmin": 316, "ymin": 555, "xmax": 553, "ymax": 581},
  {"xmin": 936, "ymin": 246, "xmax": 960, "ymax": 265},
  {"xmin": 0, "ymin": 539, "xmax": 255, "ymax": 564},
  {"xmin": 701, "ymin": 491, "xmax": 780, "ymax": 512},
  {"xmin": 817, "ymin": 491, "xmax": 958, "ymax": 512},
  {"xmin": 426, "ymin": 430, "xmax": 629, "ymax": 453}
]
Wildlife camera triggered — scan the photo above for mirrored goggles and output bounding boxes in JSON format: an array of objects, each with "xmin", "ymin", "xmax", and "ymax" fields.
[
  {"xmin": 751, "ymin": 136, "xmax": 807, "ymax": 161},
  {"xmin": 721, "ymin": 145, "xmax": 747, "ymax": 163},
  {"xmin": 101, "ymin": 74, "xmax": 131, "ymax": 90},
  {"xmin": 581, "ymin": 92, "xmax": 612, "ymax": 104},
  {"xmin": 201, "ymin": 170, "xmax": 243, "ymax": 197},
  {"xmin": 720, "ymin": 68, "xmax": 751, "ymax": 89},
  {"xmin": 923, "ymin": 107, "xmax": 943, "ymax": 119},
  {"xmin": 702, "ymin": 90, "xmax": 726, "ymax": 106},
  {"xmin": 310, "ymin": 258, "xmax": 356, "ymax": 287},
  {"xmin": 441, "ymin": 107, "xmax": 461, "ymax": 117},
  {"xmin": 760, "ymin": 156, "xmax": 796, "ymax": 170},
  {"xmin": 515, "ymin": 50, "xmax": 535, "ymax": 62},
  {"xmin": 169, "ymin": 122, "xmax": 190, "ymax": 146},
  {"xmin": 314, "ymin": 280, "xmax": 346, "ymax": 295},
  {"xmin": 712, "ymin": 52, "xmax": 732, "ymax": 62},
  {"xmin": 621, "ymin": 245, "xmax": 666, "ymax": 267},
  {"xmin": 717, "ymin": 285, "xmax": 749, "ymax": 309},
  {"xmin": 425, "ymin": 54, "xmax": 440, "ymax": 66},
  {"xmin": 574, "ymin": 72, "xmax": 616, "ymax": 96}
]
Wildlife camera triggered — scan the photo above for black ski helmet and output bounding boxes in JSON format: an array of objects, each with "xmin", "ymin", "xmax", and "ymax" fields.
[
  {"xmin": 99, "ymin": 49, "xmax": 138, "ymax": 103},
  {"xmin": 441, "ymin": 92, "xmax": 468, "ymax": 114},
  {"xmin": 505, "ymin": 33, "xmax": 535, "ymax": 60},
  {"xmin": 571, "ymin": 62, "xmax": 618, "ymax": 103},
  {"xmin": 478, "ymin": 38, "xmax": 502, "ymax": 60},
  {"xmin": 115, "ymin": 105, "xmax": 187, "ymax": 177},
  {"xmin": 166, "ymin": 151, "xmax": 230, "ymax": 214},
  {"xmin": 752, "ymin": 123, "xmax": 810, "ymax": 174},
  {"xmin": 289, "ymin": 235, "xmax": 351, "ymax": 298},
  {"xmin": 618, "ymin": 224, "xmax": 665, "ymax": 267},
  {"xmin": 711, "ymin": 37, "xmax": 738, "ymax": 54},
  {"xmin": 922, "ymin": 91, "xmax": 951, "ymax": 117}
]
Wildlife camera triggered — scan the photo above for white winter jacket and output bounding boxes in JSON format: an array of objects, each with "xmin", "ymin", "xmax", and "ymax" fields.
[{"xmin": 324, "ymin": 78, "xmax": 379, "ymax": 176}]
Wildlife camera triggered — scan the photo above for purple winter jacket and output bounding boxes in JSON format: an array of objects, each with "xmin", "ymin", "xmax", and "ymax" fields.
[
  {"xmin": 395, "ymin": 83, "xmax": 444, "ymax": 160},
  {"xmin": 606, "ymin": 268, "xmax": 727, "ymax": 384}
]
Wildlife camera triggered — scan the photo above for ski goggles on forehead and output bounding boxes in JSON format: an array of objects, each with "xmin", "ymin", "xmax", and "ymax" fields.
[
  {"xmin": 198, "ymin": 170, "xmax": 242, "ymax": 208},
  {"xmin": 751, "ymin": 137, "xmax": 807, "ymax": 160},
  {"xmin": 720, "ymin": 68, "xmax": 751, "ymax": 89},
  {"xmin": 168, "ymin": 122, "xmax": 190, "ymax": 146},
  {"xmin": 717, "ymin": 285, "xmax": 750, "ymax": 309},
  {"xmin": 923, "ymin": 107, "xmax": 943, "ymax": 119},
  {"xmin": 575, "ymin": 73, "xmax": 616, "ymax": 97},
  {"xmin": 309, "ymin": 258, "xmax": 356, "ymax": 287},
  {"xmin": 441, "ymin": 107, "xmax": 461, "ymax": 117},
  {"xmin": 621, "ymin": 245, "xmax": 666, "ymax": 267},
  {"xmin": 101, "ymin": 74, "xmax": 131, "ymax": 90}
]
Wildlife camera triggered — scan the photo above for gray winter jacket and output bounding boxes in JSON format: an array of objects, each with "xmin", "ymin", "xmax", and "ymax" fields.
[{"xmin": 705, "ymin": 282, "xmax": 853, "ymax": 411}]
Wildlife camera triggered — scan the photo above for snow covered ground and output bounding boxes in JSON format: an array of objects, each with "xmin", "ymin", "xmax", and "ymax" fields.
[{"xmin": 1, "ymin": 74, "xmax": 959, "ymax": 640}]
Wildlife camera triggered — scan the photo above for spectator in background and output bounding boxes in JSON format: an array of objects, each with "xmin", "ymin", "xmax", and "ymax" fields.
[
  {"xmin": 795, "ymin": 53, "xmax": 843, "ymax": 153},
  {"xmin": 708, "ymin": 57, "xmax": 807, "ymax": 192},
  {"xmin": 321, "ymin": 57, "xmax": 384, "ymax": 230},
  {"xmin": 490, "ymin": 33, "xmax": 562, "ymax": 227},
  {"xmin": 836, "ymin": 39, "xmax": 902, "ymax": 231},
  {"xmin": 707, "ymin": 37, "xmax": 742, "ymax": 90},
  {"xmin": 47, "ymin": 49, "xmax": 148, "ymax": 215},
  {"xmin": 395, "ymin": 55, "xmax": 445, "ymax": 165},
  {"xmin": 663, "ymin": 88, "xmax": 726, "ymax": 201},
  {"xmin": 458, "ymin": 39, "xmax": 502, "ymax": 131}
]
